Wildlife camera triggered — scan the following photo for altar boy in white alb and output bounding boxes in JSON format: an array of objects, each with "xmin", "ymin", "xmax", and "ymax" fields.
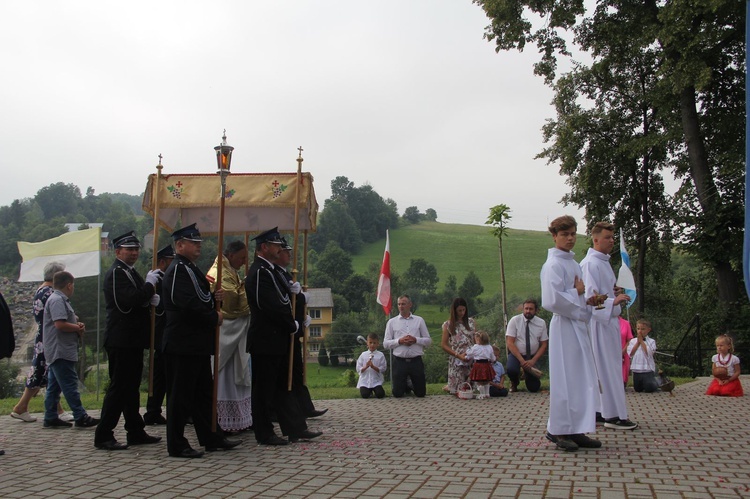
[
  {"xmin": 580, "ymin": 222, "xmax": 637, "ymax": 431},
  {"xmin": 541, "ymin": 215, "xmax": 600, "ymax": 452}
]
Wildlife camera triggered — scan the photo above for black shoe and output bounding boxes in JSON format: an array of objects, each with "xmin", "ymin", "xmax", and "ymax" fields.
[
  {"xmin": 595, "ymin": 412, "xmax": 606, "ymax": 424},
  {"xmin": 258, "ymin": 435, "xmax": 289, "ymax": 446},
  {"xmin": 127, "ymin": 433, "xmax": 162, "ymax": 445},
  {"xmin": 143, "ymin": 414, "xmax": 167, "ymax": 425},
  {"xmin": 206, "ymin": 438, "xmax": 242, "ymax": 452},
  {"xmin": 554, "ymin": 436, "xmax": 579, "ymax": 452},
  {"xmin": 604, "ymin": 418, "xmax": 638, "ymax": 430},
  {"xmin": 306, "ymin": 408, "xmax": 328, "ymax": 418},
  {"xmin": 95, "ymin": 440, "xmax": 129, "ymax": 451},
  {"xmin": 569, "ymin": 433, "xmax": 602, "ymax": 448},
  {"xmin": 74, "ymin": 415, "xmax": 99, "ymax": 428},
  {"xmin": 43, "ymin": 418, "xmax": 72, "ymax": 429},
  {"xmin": 545, "ymin": 432, "xmax": 558, "ymax": 443},
  {"xmin": 170, "ymin": 448, "xmax": 204, "ymax": 458},
  {"xmin": 289, "ymin": 430, "xmax": 322, "ymax": 443}
]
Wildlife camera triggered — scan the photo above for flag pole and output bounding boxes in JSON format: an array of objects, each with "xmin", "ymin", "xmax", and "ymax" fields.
[
  {"xmin": 288, "ymin": 147, "xmax": 303, "ymax": 391},
  {"xmin": 376, "ymin": 230, "xmax": 393, "ymax": 388},
  {"xmin": 212, "ymin": 131, "xmax": 233, "ymax": 432},
  {"xmin": 148, "ymin": 154, "xmax": 163, "ymax": 397},
  {"xmin": 96, "ymin": 267, "xmax": 101, "ymax": 399}
]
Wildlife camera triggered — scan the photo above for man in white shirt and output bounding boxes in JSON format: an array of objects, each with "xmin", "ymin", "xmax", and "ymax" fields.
[
  {"xmin": 383, "ymin": 295, "xmax": 432, "ymax": 397},
  {"xmin": 505, "ymin": 299, "xmax": 548, "ymax": 393}
]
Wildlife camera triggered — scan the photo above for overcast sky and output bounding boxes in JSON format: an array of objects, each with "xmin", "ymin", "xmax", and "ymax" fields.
[{"xmin": 0, "ymin": 0, "xmax": 586, "ymax": 231}]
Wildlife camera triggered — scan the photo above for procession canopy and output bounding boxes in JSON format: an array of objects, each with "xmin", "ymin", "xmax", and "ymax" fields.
[{"xmin": 142, "ymin": 172, "xmax": 318, "ymax": 235}]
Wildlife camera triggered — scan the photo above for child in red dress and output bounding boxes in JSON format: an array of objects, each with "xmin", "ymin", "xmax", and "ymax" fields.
[
  {"xmin": 706, "ymin": 334, "xmax": 743, "ymax": 397},
  {"xmin": 459, "ymin": 331, "xmax": 496, "ymax": 399}
]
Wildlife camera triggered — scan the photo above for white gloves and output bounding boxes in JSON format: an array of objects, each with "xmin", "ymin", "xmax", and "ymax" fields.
[
  {"xmin": 303, "ymin": 314, "xmax": 312, "ymax": 328},
  {"xmin": 150, "ymin": 294, "xmax": 160, "ymax": 306},
  {"xmin": 289, "ymin": 281, "xmax": 302, "ymax": 294},
  {"xmin": 145, "ymin": 269, "xmax": 164, "ymax": 287}
]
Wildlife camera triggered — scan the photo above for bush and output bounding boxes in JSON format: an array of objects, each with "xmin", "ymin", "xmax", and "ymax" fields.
[
  {"xmin": 660, "ymin": 363, "xmax": 694, "ymax": 378},
  {"xmin": 341, "ymin": 369, "xmax": 357, "ymax": 387},
  {"xmin": 0, "ymin": 361, "xmax": 20, "ymax": 398},
  {"xmin": 318, "ymin": 346, "xmax": 330, "ymax": 367},
  {"xmin": 423, "ymin": 343, "xmax": 448, "ymax": 384},
  {"xmin": 84, "ymin": 364, "xmax": 109, "ymax": 394}
]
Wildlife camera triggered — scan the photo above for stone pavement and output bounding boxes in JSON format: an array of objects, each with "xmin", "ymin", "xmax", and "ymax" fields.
[{"xmin": 0, "ymin": 377, "xmax": 748, "ymax": 498}]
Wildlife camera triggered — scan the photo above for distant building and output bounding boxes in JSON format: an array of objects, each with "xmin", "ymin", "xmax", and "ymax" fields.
[
  {"xmin": 63, "ymin": 223, "xmax": 109, "ymax": 252},
  {"xmin": 305, "ymin": 288, "xmax": 333, "ymax": 358}
]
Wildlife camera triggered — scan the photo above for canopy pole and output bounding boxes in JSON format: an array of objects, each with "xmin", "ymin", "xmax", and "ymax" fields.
[
  {"xmin": 148, "ymin": 155, "xmax": 163, "ymax": 397},
  {"xmin": 288, "ymin": 147, "xmax": 303, "ymax": 390}
]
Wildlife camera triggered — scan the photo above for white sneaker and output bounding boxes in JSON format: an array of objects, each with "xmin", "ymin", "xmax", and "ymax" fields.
[
  {"xmin": 10, "ymin": 411, "xmax": 37, "ymax": 422},
  {"xmin": 59, "ymin": 411, "xmax": 75, "ymax": 422}
]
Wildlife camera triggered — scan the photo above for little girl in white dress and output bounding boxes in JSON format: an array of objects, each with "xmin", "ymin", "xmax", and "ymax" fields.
[{"xmin": 459, "ymin": 331, "xmax": 496, "ymax": 399}]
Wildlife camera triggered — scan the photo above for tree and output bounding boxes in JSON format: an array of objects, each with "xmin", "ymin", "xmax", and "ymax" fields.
[
  {"xmin": 309, "ymin": 199, "xmax": 362, "ymax": 253},
  {"xmin": 312, "ymin": 178, "xmax": 398, "ymax": 252},
  {"xmin": 486, "ymin": 204, "xmax": 511, "ymax": 329},
  {"xmin": 326, "ymin": 312, "xmax": 363, "ymax": 363},
  {"xmin": 402, "ymin": 206, "xmax": 421, "ymax": 224},
  {"xmin": 424, "ymin": 208, "xmax": 438, "ymax": 221},
  {"xmin": 403, "ymin": 258, "xmax": 439, "ymax": 297},
  {"xmin": 346, "ymin": 184, "xmax": 398, "ymax": 243},
  {"xmin": 34, "ymin": 182, "xmax": 82, "ymax": 219},
  {"xmin": 440, "ymin": 274, "xmax": 458, "ymax": 310},
  {"xmin": 458, "ymin": 271, "xmax": 484, "ymax": 315},
  {"xmin": 473, "ymin": 0, "xmax": 745, "ymax": 305},
  {"xmin": 310, "ymin": 242, "xmax": 354, "ymax": 293},
  {"xmin": 318, "ymin": 345, "xmax": 330, "ymax": 366},
  {"xmin": 330, "ymin": 176, "xmax": 354, "ymax": 201},
  {"xmin": 342, "ymin": 274, "xmax": 373, "ymax": 313}
]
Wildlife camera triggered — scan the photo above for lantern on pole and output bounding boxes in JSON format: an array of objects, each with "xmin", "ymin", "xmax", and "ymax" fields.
[{"xmin": 211, "ymin": 130, "xmax": 233, "ymax": 431}]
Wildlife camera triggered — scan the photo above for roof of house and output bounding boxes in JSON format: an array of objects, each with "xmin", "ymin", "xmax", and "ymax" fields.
[
  {"xmin": 64, "ymin": 222, "xmax": 105, "ymax": 231},
  {"xmin": 306, "ymin": 287, "xmax": 333, "ymax": 308}
]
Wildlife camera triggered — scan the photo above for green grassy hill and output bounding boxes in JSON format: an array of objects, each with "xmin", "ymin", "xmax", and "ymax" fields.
[{"xmin": 350, "ymin": 221, "xmax": 591, "ymax": 306}]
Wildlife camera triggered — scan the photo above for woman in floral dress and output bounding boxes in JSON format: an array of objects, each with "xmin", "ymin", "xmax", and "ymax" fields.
[
  {"xmin": 10, "ymin": 262, "xmax": 67, "ymax": 422},
  {"xmin": 440, "ymin": 297, "xmax": 476, "ymax": 394}
]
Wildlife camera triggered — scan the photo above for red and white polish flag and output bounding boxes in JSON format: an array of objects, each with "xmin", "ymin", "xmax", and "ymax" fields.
[{"xmin": 376, "ymin": 230, "xmax": 392, "ymax": 316}]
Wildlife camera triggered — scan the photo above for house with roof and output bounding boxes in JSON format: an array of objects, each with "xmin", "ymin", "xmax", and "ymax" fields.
[{"xmin": 305, "ymin": 287, "xmax": 333, "ymax": 358}]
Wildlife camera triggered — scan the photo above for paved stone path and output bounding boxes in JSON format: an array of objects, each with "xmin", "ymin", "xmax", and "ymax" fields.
[{"xmin": 0, "ymin": 377, "xmax": 747, "ymax": 498}]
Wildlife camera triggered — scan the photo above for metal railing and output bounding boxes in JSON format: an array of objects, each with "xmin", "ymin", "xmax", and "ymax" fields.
[{"xmin": 672, "ymin": 314, "xmax": 705, "ymax": 376}]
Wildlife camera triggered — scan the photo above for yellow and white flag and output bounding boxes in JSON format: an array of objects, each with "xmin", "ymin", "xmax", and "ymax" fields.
[{"xmin": 17, "ymin": 228, "xmax": 101, "ymax": 282}]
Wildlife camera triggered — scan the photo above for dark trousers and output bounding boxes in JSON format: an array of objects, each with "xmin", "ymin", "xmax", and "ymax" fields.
[
  {"xmin": 164, "ymin": 353, "xmax": 223, "ymax": 455},
  {"xmin": 392, "ymin": 356, "xmax": 426, "ymax": 398},
  {"xmin": 251, "ymin": 352, "xmax": 307, "ymax": 442},
  {"xmin": 360, "ymin": 385, "xmax": 386, "ymax": 399},
  {"xmin": 145, "ymin": 348, "xmax": 166, "ymax": 418},
  {"xmin": 292, "ymin": 337, "xmax": 316, "ymax": 416},
  {"xmin": 489, "ymin": 385, "xmax": 509, "ymax": 397},
  {"xmin": 633, "ymin": 371, "xmax": 659, "ymax": 393},
  {"xmin": 506, "ymin": 354, "xmax": 542, "ymax": 393},
  {"xmin": 95, "ymin": 347, "xmax": 146, "ymax": 444}
]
